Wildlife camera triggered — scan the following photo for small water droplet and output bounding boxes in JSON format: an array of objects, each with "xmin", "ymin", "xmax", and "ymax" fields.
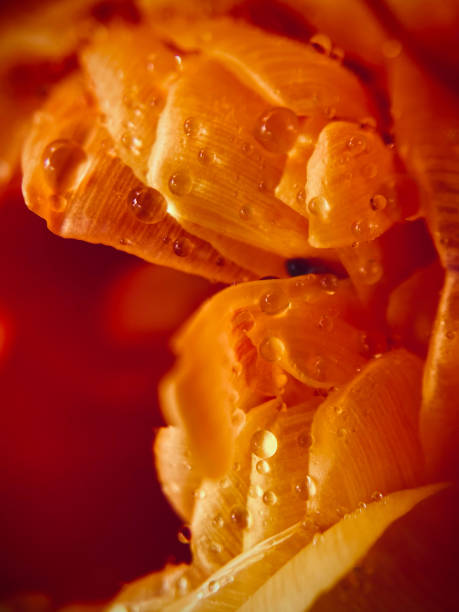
[
  {"xmin": 197, "ymin": 148, "xmax": 213, "ymax": 164},
  {"xmin": 177, "ymin": 525, "xmax": 192, "ymax": 544},
  {"xmin": 241, "ymin": 141, "xmax": 253, "ymax": 154},
  {"xmin": 212, "ymin": 514, "xmax": 224, "ymax": 528},
  {"xmin": 177, "ymin": 576, "xmax": 189, "ymax": 595},
  {"xmin": 256, "ymin": 460, "xmax": 271, "ymax": 475},
  {"xmin": 230, "ymin": 507, "xmax": 250, "ymax": 529},
  {"xmin": 320, "ymin": 274, "xmax": 339, "ymax": 294},
  {"xmin": 309, "ymin": 33, "xmax": 332, "ymax": 55},
  {"xmin": 347, "ymin": 135, "xmax": 367, "ymax": 154},
  {"xmin": 248, "ymin": 484, "xmax": 263, "ymax": 498},
  {"xmin": 194, "ymin": 488, "xmax": 206, "ymax": 500},
  {"xmin": 334, "ymin": 405, "xmax": 344, "ymax": 415},
  {"xmin": 183, "ymin": 117, "xmax": 195, "ymax": 137},
  {"xmin": 358, "ymin": 259, "xmax": 383, "ymax": 285},
  {"xmin": 297, "ymin": 431, "xmax": 311, "ymax": 448},
  {"xmin": 260, "ymin": 290, "xmax": 290, "ymax": 315},
  {"xmin": 209, "ymin": 541, "xmax": 222, "ymax": 554},
  {"xmin": 262, "ymin": 490, "xmax": 277, "ymax": 506},
  {"xmin": 233, "ymin": 461, "xmax": 241, "ymax": 472},
  {"xmin": 169, "ymin": 171, "xmax": 192, "ymax": 196},
  {"xmin": 371, "ymin": 491, "xmax": 384, "ymax": 502},
  {"xmin": 127, "ymin": 186, "xmax": 167, "ymax": 223},
  {"xmin": 362, "ymin": 163, "xmax": 378, "ymax": 179},
  {"xmin": 259, "ymin": 337, "xmax": 285, "ymax": 362},
  {"xmin": 239, "ymin": 206, "xmax": 252, "ymax": 220},
  {"xmin": 231, "ymin": 409, "xmax": 246, "ymax": 434},
  {"xmin": 359, "ymin": 117, "xmax": 377, "ymax": 131},
  {"xmin": 42, "ymin": 139, "xmax": 86, "ymax": 191},
  {"xmin": 173, "ymin": 237, "xmax": 191, "ymax": 257},
  {"xmin": 317, "ymin": 314, "xmax": 333, "ymax": 332},
  {"xmin": 255, "ymin": 107, "xmax": 299, "ymax": 154},
  {"xmin": 307, "ymin": 196, "xmax": 331, "ymax": 218},
  {"xmin": 208, "ymin": 580, "xmax": 220, "ymax": 594},
  {"xmin": 296, "ymin": 189, "xmax": 306, "ymax": 204},
  {"xmin": 446, "ymin": 330, "xmax": 456, "ymax": 340},
  {"xmin": 219, "ymin": 477, "xmax": 231, "ymax": 489},
  {"xmin": 251, "ymin": 429, "xmax": 278, "ymax": 458},
  {"xmin": 295, "ymin": 479, "xmax": 309, "ymax": 500},
  {"xmin": 370, "ymin": 194, "xmax": 387, "ymax": 211},
  {"xmin": 49, "ymin": 193, "xmax": 68, "ymax": 212}
]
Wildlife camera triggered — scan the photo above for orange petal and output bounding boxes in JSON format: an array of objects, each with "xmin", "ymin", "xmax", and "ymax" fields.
[
  {"xmin": 21, "ymin": 74, "xmax": 253, "ymax": 283},
  {"xmin": 420, "ymin": 269, "xmax": 459, "ymax": 479},
  {"xmin": 308, "ymin": 349, "xmax": 425, "ymax": 527},
  {"xmin": 306, "ymin": 121, "xmax": 399, "ymax": 248},
  {"xmin": 147, "ymin": 57, "xmax": 310, "ymax": 257},
  {"xmin": 154, "ymin": 426, "xmax": 201, "ymax": 522}
]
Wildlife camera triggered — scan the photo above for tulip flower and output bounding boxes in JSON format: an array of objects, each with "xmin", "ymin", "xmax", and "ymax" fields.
[{"xmin": 0, "ymin": 0, "xmax": 458, "ymax": 610}]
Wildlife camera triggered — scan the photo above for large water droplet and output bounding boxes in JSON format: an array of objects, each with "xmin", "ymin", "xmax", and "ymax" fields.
[
  {"xmin": 255, "ymin": 107, "xmax": 299, "ymax": 154},
  {"xmin": 127, "ymin": 186, "xmax": 167, "ymax": 223},
  {"xmin": 42, "ymin": 139, "xmax": 86, "ymax": 191},
  {"xmin": 251, "ymin": 430, "xmax": 278, "ymax": 458},
  {"xmin": 169, "ymin": 171, "xmax": 192, "ymax": 196},
  {"xmin": 173, "ymin": 237, "xmax": 191, "ymax": 257},
  {"xmin": 256, "ymin": 460, "xmax": 271, "ymax": 475},
  {"xmin": 230, "ymin": 507, "xmax": 250, "ymax": 529},
  {"xmin": 347, "ymin": 135, "xmax": 367, "ymax": 155},
  {"xmin": 370, "ymin": 194, "xmax": 387, "ymax": 211},
  {"xmin": 259, "ymin": 290, "xmax": 290, "ymax": 315},
  {"xmin": 307, "ymin": 196, "xmax": 331, "ymax": 218},
  {"xmin": 262, "ymin": 490, "xmax": 278, "ymax": 506},
  {"xmin": 259, "ymin": 337, "xmax": 285, "ymax": 362}
]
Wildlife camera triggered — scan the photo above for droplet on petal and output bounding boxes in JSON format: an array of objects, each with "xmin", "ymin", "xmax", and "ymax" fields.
[
  {"xmin": 255, "ymin": 107, "xmax": 299, "ymax": 154},
  {"xmin": 259, "ymin": 337, "xmax": 285, "ymax": 362},
  {"xmin": 259, "ymin": 290, "xmax": 290, "ymax": 315},
  {"xmin": 251, "ymin": 429, "xmax": 278, "ymax": 458},
  {"xmin": 127, "ymin": 186, "xmax": 167, "ymax": 223},
  {"xmin": 42, "ymin": 139, "xmax": 86, "ymax": 191}
]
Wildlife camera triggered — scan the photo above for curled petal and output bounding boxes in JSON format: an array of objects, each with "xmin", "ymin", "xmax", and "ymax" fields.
[{"xmin": 308, "ymin": 349, "xmax": 425, "ymax": 527}]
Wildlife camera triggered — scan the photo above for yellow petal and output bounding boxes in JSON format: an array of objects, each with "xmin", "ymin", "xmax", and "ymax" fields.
[
  {"xmin": 21, "ymin": 74, "xmax": 253, "ymax": 283},
  {"xmin": 239, "ymin": 484, "xmax": 445, "ymax": 612},
  {"xmin": 154, "ymin": 426, "xmax": 201, "ymax": 523},
  {"xmin": 308, "ymin": 349, "xmax": 425, "ymax": 527}
]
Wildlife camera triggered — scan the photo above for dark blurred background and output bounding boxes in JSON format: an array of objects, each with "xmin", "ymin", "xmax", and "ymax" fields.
[{"xmin": 0, "ymin": 191, "xmax": 212, "ymax": 607}]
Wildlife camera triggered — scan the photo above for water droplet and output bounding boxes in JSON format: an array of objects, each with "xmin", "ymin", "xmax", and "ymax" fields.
[
  {"xmin": 169, "ymin": 171, "xmax": 192, "ymax": 196},
  {"xmin": 251, "ymin": 429, "xmax": 278, "ymax": 458},
  {"xmin": 239, "ymin": 206, "xmax": 252, "ymax": 220},
  {"xmin": 209, "ymin": 541, "xmax": 222, "ymax": 554},
  {"xmin": 177, "ymin": 525, "xmax": 192, "ymax": 544},
  {"xmin": 370, "ymin": 194, "xmax": 387, "ymax": 211},
  {"xmin": 295, "ymin": 479, "xmax": 309, "ymax": 500},
  {"xmin": 233, "ymin": 461, "xmax": 241, "ymax": 472},
  {"xmin": 49, "ymin": 193, "xmax": 68, "ymax": 212},
  {"xmin": 371, "ymin": 491, "xmax": 384, "ymax": 502},
  {"xmin": 259, "ymin": 290, "xmax": 290, "ymax": 315},
  {"xmin": 197, "ymin": 148, "xmax": 213, "ymax": 164},
  {"xmin": 358, "ymin": 501, "xmax": 367, "ymax": 510},
  {"xmin": 194, "ymin": 488, "xmax": 206, "ymax": 499},
  {"xmin": 296, "ymin": 189, "xmax": 306, "ymax": 204},
  {"xmin": 362, "ymin": 163, "xmax": 378, "ymax": 179},
  {"xmin": 259, "ymin": 337, "xmax": 285, "ymax": 362},
  {"xmin": 256, "ymin": 460, "xmax": 271, "ymax": 475},
  {"xmin": 359, "ymin": 117, "xmax": 377, "ymax": 131},
  {"xmin": 42, "ymin": 139, "xmax": 86, "ymax": 191},
  {"xmin": 347, "ymin": 135, "xmax": 367, "ymax": 154},
  {"xmin": 317, "ymin": 314, "xmax": 333, "ymax": 332},
  {"xmin": 306, "ymin": 475, "xmax": 317, "ymax": 496},
  {"xmin": 255, "ymin": 107, "xmax": 299, "ymax": 154},
  {"xmin": 446, "ymin": 330, "xmax": 456, "ymax": 340},
  {"xmin": 212, "ymin": 514, "xmax": 224, "ymax": 528},
  {"xmin": 230, "ymin": 507, "xmax": 250, "ymax": 529},
  {"xmin": 219, "ymin": 477, "xmax": 231, "ymax": 489},
  {"xmin": 351, "ymin": 218, "xmax": 377, "ymax": 238},
  {"xmin": 248, "ymin": 484, "xmax": 263, "ymax": 498},
  {"xmin": 127, "ymin": 186, "xmax": 167, "ymax": 224},
  {"xmin": 307, "ymin": 196, "xmax": 331, "ymax": 218},
  {"xmin": 231, "ymin": 409, "xmax": 246, "ymax": 434},
  {"xmin": 331, "ymin": 46, "xmax": 344, "ymax": 62},
  {"xmin": 173, "ymin": 237, "xmax": 191, "ymax": 257},
  {"xmin": 183, "ymin": 117, "xmax": 195, "ymax": 137},
  {"xmin": 177, "ymin": 576, "xmax": 189, "ymax": 595},
  {"xmin": 297, "ymin": 431, "xmax": 311, "ymax": 448},
  {"xmin": 208, "ymin": 580, "xmax": 220, "ymax": 594},
  {"xmin": 382, "ymin": 39, "xmax": 402, "ymax": 59},
  {"xmin": 334, "ymin": 405, "xmax": 344, "ymax": 415},
  {"xmin": 241, "ymin": 141, "xmax": 253, "ymax": 154},
  {"xmin": 320, "ymin": 274, "xmax": 338, "ymax": 294},
  {"xmin": 262, "ymin": 490, "xmax": 277, "ymax": 506},
  {"xmin": 358, "ymin": 259, "xmax": 383, "ymax": 285},
  {"xmin": 309, "ymin": 33, "xmax": 332, "ymax": 55}
]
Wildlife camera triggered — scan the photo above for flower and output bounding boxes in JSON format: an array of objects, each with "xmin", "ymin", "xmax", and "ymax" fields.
[{"xmin": 1, "ymin": 0, "xmax": 458, "ymax": 610}]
